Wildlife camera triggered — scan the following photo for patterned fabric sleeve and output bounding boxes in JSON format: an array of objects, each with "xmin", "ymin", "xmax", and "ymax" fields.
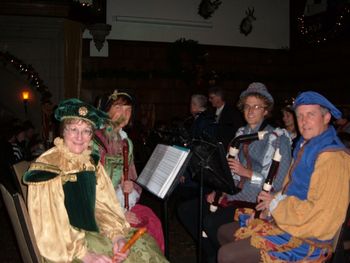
[
  {"xmin": 270, "ymin": 133, "xmax": 292, "ymax": 193},
  {"xmin": 251, "ymin": 130, "xmax": 292, "ymax": 188},
  {"xmin": 226, "ymin": 127, "xmax": 292, "ymax": 202}
]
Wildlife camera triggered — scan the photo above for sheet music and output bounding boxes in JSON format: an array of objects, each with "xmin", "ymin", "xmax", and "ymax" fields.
[{"xmin": 137, "ymin": 144, "xmax": 190, "ymax": 199}]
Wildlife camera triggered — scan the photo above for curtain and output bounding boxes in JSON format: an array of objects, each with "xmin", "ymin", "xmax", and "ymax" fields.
[{"xmin": 64, "ymin": 20, "xmax": 83, "ymax": 99}]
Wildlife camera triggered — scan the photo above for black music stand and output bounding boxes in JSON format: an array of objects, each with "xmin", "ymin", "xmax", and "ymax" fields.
[
  {"xmin": 190, "ymin": 139, "xmax": 239, "ymax": 263},
  {"xmin": 135, "ymin": 144, "xmax": 192, "ymax": 260},
  {"xmin": 161, "ymin": 152, "xmax": 191, "ymax": 259}
]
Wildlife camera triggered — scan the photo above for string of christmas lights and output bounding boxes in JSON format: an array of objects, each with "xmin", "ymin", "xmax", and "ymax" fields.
[
  {"xmin": 297, "ymin": 5, "xmax": 350, "ymax": 45},
  {"xmin": 0, "ymin": 51, "xmax": 52, "ymax": 102},
  {"xmin": 74, "ymin": 0, "xmax": 93, "ymax": 7}
]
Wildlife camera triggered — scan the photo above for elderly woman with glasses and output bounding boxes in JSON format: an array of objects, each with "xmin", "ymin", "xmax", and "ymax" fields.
[{"xmin": 24, "ymin": 99, "xmax": 167, "ymax": 263}]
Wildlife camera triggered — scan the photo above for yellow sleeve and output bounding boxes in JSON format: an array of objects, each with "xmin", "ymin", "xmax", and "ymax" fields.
[
  {"xmin": 27, "ymin": 177, "xmax": 87, "ymax": 262},
  {"xmin": 95, "ymin": 163, "xmax": 130, "ymax": 240},
  {"xmin": 272, "ymin": 151, "xmax": 350, "ymax": 240}
]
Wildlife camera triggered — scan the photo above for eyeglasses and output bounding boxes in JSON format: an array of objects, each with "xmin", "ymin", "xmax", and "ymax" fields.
[
  {"xmin": 243, "ymin": 104, "xmax": 266, "ymax": 111},
  {"xmin": 65, "ymin": 127, "xmax": 93, "ymax": 138}
]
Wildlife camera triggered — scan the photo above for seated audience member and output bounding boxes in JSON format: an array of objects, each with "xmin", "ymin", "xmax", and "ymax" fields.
[
  {"xmin": 177, "ymin": 94, "xmax": 216, "ymax": 200},
  {"xmin": 281, "ymin": 101, "xmax": 300, "ymax": 151},
  {"xmin": 208, "ymin": 86, "xmax": 244, "ymax": 149},
  {"xmin": 217, "ymin": 91, "xmax": 350, "ymax": 263},
  {"xmin": 22, "ymin": 120, "xmax": 35, "ymax": 159},
  {"xmin": 24, "ymin": 98, "xmax": 167, "ymax": 263},
  {"xmin": 187, "ymin": 94, "xmax": 216, "ymax": 140},
  {"xmin": 26, "ymin": 133, "xmax": 45, "ymax": 160},
  {"xmin": 0, "ymin": 121, "xmax": 25, "ymax": 188},
  {"xmin": 10, "ymin": 123, "xmax": 26, "ymax": 163},
  {"xmin": 177, "ymin": 83, "xmax": 292, "ymax": 263},
  {"xmin": 94, "ymin": 90, "xmax": 165, "ymax": 253},
  {"xmin": 335, "ymin": 106, "xmax": 350, "ymax": 134},
  {"xmin": 338, "ymin": 131, "xmax": 350, "ymax": 148}
]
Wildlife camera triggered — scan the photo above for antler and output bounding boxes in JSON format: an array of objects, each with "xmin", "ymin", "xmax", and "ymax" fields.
[{"xmin": 247, "ymin": 7, "xmax": 254, "ymax": 15}]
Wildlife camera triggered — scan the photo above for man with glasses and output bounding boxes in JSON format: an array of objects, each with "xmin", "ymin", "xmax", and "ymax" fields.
[
  {"xmin": 178, "ymin": 83, "xmax": 292, "ymax": 263},
  {"xmin": 217, "ymin": 91, "xmax": 350, "ymax": 263}
]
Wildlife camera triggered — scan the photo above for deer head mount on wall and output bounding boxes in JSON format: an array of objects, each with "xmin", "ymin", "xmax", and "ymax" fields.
[
  {"xmin": 198, "ymin": 0, "xmax": 222, "ymax": 19},
  {"xmin": 240, "ymin": 7, "xmax": 256, "ymax": 36}
]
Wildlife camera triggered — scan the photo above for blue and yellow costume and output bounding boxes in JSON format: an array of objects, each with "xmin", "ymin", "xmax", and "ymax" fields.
[{"xmin": 233, "ymin": 92, "xmax": 350, "ymax": 263}]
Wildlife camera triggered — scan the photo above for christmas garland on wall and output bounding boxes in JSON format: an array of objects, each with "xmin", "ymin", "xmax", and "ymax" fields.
[{"xmin": 0, "ymin": 51, "xmax": 52, "ymax": 102}]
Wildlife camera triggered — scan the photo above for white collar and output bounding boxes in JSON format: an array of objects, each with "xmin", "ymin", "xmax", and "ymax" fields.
[{"xmin": 216, "ymin": 103, "xmax": 225, "ymax": 116}]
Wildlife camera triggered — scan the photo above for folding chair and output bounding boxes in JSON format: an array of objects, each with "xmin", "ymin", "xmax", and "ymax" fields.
[
  {"xmin": 329, "ymin": 196, "xmax": 350, "ymax": 262},
  {"xmin": 0, "ymin": 183, "xmax": 42, "ymax": 263},
  {"xmin": 11, "ymin": 161, "xmax": 30, "ymax": 202}
]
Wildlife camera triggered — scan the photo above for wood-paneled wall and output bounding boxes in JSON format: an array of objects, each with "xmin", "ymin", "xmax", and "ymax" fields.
[{"xmin": 82, "ymin": 39, "xmax": 350, "ymax": 126}]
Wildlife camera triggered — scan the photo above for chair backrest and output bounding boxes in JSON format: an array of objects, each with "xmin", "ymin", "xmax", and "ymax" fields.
[
  {"xmin": 330, "ymin": 184, "xmax": 350, "ymax": 262},
  {"xmin": 0, "ymin": 183, "xmax": 42, "ymax": 263},
  {"xmin": 12, "ymin": 161, "xmax": 30, "ymax": 202}
]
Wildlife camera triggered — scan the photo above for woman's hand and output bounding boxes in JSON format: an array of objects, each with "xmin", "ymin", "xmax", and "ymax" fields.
[
  {"xmin": 125, "ymin": 211, "xmax": 141, "ymax": 225},
  {"xmin": 227, "ymin": 158, "xmax": 252, "ymax": 179},
  {"xmin": 112, "ymin": 237, "xmax": 129, "ymax": 263},
  {"xmin": 82, "ymin": 251, "xmax": 114, "ymax": 263},
  {"xmin": 122, "ymin": 180, "xmax": 134, "ymax": 194}
]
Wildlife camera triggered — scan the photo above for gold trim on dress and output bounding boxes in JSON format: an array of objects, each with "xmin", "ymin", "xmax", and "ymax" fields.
[{"xmin": 29, "ymin": 162, "xmax": 61, "ymax": 174}]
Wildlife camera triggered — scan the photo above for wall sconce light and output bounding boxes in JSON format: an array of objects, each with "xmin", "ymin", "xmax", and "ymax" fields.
[{"xmin": 22, "ymin": 90, "xmax": 29, "ymax": 115}]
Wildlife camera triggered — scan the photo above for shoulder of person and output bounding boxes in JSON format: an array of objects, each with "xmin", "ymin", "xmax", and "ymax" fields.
[
  {"xmin": 200, "ymin": 110, "xmax": 215, "ymax": 119},
  {"xmin": 318, "ymin": 149, "xmax": 350, "ymax": 163},
  {"xmin": 23, "ymin": 161, "xmax": 61, "ymax": 184},
  {"xmin": 93, "ymin": 128, "xmax": 108, "ymax": 149},
  {"xmin": 119, "ymin": 129, "xmax": 128, "ymax": 139},
  {"xmin": 223, "ymin": 103, "xmax": 237, "ymax": 112}
]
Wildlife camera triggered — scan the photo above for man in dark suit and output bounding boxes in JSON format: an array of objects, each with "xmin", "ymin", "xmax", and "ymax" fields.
[{"xmin": 208, "ymin": 86, "xmax": 244, "ymax": 149}]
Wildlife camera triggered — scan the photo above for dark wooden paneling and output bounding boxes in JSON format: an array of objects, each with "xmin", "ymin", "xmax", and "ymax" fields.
[{"xmin": 82, "ymin": 39, "xmax": 350, "ymax": 126}]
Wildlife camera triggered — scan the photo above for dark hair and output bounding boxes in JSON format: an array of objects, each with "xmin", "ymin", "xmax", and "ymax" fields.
[
  {"xmin": 338, "ymin": 132, "xmax": 350, "ymax": 148},
  {"xmin": 339, "ymin": 106, "xmax": 350, "ymax": 120},
  {"xmin": 23, "ymin": 120, "xmax": 35, "ymax": 131},
  {"xmin": 109, "ymin": 95, "xmax": 132, "ymax": 110},
  {"xmin": 12, "ymin": 124, "xmax": 26, "ymax": 136},
  {"xmin": 99, "ymin": 93, "xmax": 133, "ymax": 113},
  {"xmin": 208, "ymin": 86, "xmax": 225, "ymax": 100}
]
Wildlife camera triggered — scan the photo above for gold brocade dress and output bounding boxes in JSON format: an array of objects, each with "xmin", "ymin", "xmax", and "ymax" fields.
[{"xmin": 24, "ymin": 138, "xmax": 167, "ymax": 263}]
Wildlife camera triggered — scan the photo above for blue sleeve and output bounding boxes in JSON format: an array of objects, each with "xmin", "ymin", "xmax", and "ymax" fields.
[{"xmin": 272, "ymin": 135, "xmax": 292, "ymax": 192}]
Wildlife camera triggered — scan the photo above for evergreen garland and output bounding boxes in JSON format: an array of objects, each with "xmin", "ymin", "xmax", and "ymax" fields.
[{"xmin": 0, "ymin": 51, "xmax": 52, "ymax": 102}]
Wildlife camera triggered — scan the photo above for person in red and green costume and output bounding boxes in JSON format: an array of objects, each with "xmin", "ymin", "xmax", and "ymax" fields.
[{"xmin": 94, "ymin": 90, "xmax": 165, "ymax": 253}]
